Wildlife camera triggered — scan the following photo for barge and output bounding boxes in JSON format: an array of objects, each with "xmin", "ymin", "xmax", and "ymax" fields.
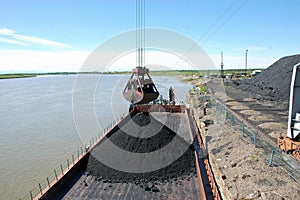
[{"xmin": 33, "ymin": 104, "xmax": 218, "ymax": 200}]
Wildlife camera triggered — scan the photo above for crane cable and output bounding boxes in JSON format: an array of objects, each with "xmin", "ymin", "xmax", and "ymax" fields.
[{"xmin": 136, "ymin": 0, "xmax": 145, "ymax": 67}]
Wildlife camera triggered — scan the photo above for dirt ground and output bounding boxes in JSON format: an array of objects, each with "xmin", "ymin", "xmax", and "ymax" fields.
[
  {"xmin": 188, "ymin": 79, "xmax": 300, "ymax": 200},
  {"xmin": 205, "ymin": 113, "xmax": 299, "ymax": 200}
]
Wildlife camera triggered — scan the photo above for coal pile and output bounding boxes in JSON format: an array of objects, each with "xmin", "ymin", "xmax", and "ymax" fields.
[
  {"xmin": 85, "ymin": 112, "xmax": 196, "ymax": 186},
  {"xmin": 234, "ymin": 54, "xmax": 300, "ymax": 102}
]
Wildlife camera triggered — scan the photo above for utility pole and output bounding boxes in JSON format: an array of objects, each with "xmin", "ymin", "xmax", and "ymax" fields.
[
  {"xmin": 245, "ymin": 49, "xmax": 248, "ymax": 75},
  {"xmin": 221, "ymin": 51, "xmax": 224, "ymax": 79}
]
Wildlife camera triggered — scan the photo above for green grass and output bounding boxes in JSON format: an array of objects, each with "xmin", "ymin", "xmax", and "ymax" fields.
[
  {"xmin": 0, "ymin": 68, "xmax": 264, "ymax": 80},
  {"xmin": 199, "ymin": 85, "xmax": 207, "ymax": 93},
  {"xmin": 0, "ymin": 74, "xmax": 37, "ymax": 79},
  {"xmin": 148, "ymin": 70, "xmax": 204, "ymax": 77}
]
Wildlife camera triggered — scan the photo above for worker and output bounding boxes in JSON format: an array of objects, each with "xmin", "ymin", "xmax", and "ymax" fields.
[{"xmin": 169, "ymin": 87, "xmax": 175, "ymax": 105}]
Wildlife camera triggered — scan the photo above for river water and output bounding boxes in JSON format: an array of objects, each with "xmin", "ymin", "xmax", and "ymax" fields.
[{"xmin": 0, "ymin": 74, "xmax": 192, "ymax": 199}]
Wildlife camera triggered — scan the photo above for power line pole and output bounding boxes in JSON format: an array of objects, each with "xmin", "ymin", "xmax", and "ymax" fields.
[
  {"xmin": 221, "ymin": 51, "xmax": 224, "ymax": 79},
  {"xmin": 245, "ymin": 49, "xmax": 248, "ymax": 75}
]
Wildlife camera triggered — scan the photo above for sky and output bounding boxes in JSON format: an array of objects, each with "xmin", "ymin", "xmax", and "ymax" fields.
[{"xmin": 0, "ymin": 0, "xmax": 299, "ymax": 73}]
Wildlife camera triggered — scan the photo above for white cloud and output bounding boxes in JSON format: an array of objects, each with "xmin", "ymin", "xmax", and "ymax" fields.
[
  {"xmin": 13, "ymin": 34, "xmax": 69, "ymax": 48},
  {"xmin": 0, "ymin": 37, "xmax": 28, "ymax": 46},
  {"xmin": 0, "ymin": 50, "xmax": 89, "ymax": 72},
  {"xmin": 108, "ymin": 51, "xmax": 196, "ymax": 71},
  {"xmin": 0, "ymin": 27, "xmax": 15, "ymax": 35},
  {"xmin": 0, "ymin": 27, "xmax": 70, "ymax": 48},
  {"xmin": 0, "ymin": 50, "xmax": 206, "ymax": 73},
  {"xmin": 0, "ymin": 49, "xmax": 278, "ymax": 73}
]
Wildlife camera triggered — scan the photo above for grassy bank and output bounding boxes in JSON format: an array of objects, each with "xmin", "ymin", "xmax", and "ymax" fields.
[
  {"xmin": 0, "ymin": 69, "xmax": 263, "ymax": 80},
  {"xmin": 0, "ymin": 74, "xmax": 37, "ymax": 79}
]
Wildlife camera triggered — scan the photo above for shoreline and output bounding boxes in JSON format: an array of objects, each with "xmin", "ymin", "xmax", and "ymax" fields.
[
  {"xmin": 0, "ymin": 68, "xmax": 263, "ymax": 80},
  {"xmin": 0, "ymin": 74, "xmax": 37, "ymax": 79}
]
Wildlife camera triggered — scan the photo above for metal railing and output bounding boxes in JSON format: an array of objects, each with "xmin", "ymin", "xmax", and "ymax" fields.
[
  {"xmin": 19, "ymin": 112, "xmax": 127, "ymax": 200},
  {"xmin": 211, "ymin": 103, "xmax": 300, "ymax": 185}
]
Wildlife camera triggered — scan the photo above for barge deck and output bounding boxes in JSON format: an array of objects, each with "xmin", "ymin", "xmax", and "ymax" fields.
[{"xmin": 35, "ymin": 105, "xmax": 216, "ymax": 200}]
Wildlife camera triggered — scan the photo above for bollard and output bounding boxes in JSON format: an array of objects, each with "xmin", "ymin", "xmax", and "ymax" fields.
[
  {"xmin": 47, "ymin": 177, "xmax": 50, "ymax": 188},
  {"xmin": 67, "ymin": 159, "xmax": 69, "ymax": 169},
  {"xmin": 269, "ymin": 150, "xmax": 275, "ymax": 166},
  {"xmin": 78, "ymin": 150, "xmax": 80, "ymax": 160},
  {"xmin": 60, "ymin": 164, "xmax": 64, "ymax": 174},
  {"xmin": 54, "ymin": 169, "xmax": 58, "ymax": 180},
  {"xmin": 30, "ymin": 190, "xmax": 33, "ymax": 200},
  {"xmin": 72, "ymin": 155, "xmax": 74, "ymax": 164},
  {"xmin": 81, "ymin": 147, "xmax": 83, "ymax": 155},
  {"xmin": 39, "ymin": 183, "xmax": 42, "ymax": 195}
]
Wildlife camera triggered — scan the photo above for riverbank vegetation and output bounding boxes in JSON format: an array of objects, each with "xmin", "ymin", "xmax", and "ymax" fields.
[
  {"xmin": 0, "ymin": 74, "xmax": 37, "ymax": 79},
  {"xmin": 0, "ymin": 69, "xmax": 263, "ymax": 80}
]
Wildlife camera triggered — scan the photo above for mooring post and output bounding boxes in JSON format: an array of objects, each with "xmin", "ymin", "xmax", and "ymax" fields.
[{"xmin": 269, "ymin": 150, "xmax": 275, "ymax": 166}]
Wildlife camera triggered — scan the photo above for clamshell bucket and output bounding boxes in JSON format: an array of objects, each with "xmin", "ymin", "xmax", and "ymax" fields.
[{"xmin": 123, "ymin": 67, "xmax": 159, "ymax": 104}]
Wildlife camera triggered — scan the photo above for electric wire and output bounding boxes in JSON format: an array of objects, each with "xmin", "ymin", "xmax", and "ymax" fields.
[{"xmin": 171, "ymin": 0, "xmax": 248, "ymax": 69}]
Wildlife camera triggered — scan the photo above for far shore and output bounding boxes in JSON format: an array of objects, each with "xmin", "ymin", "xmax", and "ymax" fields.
[
  {"xmin": 0, "ymin": 74, "xmax": 37, "ymax": 79},
  {"xmin": 0, "ymin": 69, "xmax": 261, "ymax": 80}
]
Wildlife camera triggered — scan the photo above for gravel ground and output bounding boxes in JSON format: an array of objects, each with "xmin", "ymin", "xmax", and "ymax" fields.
[
  {"xmin": 206, "ymin": 114, "xmax": 300, "ymax": 200},
  {"xmin": 206, "ymin": 80, "xmax": 288, "ymax": 143},
  {"xmin": 233, "ymin": 54, "xmax": 300, "ymax": 102},
  {"xmin": 188, "ymin": 54, "xmax": 300, "ymax": 199},
  {"xmin": 188, "ymin": 89, "xmax": 300, "ymax": 199}
]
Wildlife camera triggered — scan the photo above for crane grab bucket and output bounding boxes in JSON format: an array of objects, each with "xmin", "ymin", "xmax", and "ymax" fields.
[{"xmin": 123, "ymin": 67, "xmax": 159, "ymax": 104}]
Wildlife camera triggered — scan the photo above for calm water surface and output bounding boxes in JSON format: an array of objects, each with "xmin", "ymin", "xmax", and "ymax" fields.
[{"xmin": 0, "ymin": 74, "xmax": 192, "ymax": 199}]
